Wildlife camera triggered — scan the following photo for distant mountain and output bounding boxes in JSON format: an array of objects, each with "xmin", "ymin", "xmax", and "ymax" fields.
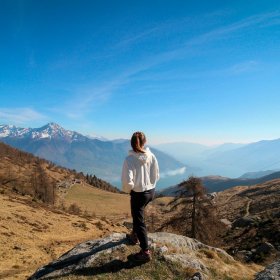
[
  {"xmin": 152, "ymin": 142, "xmax": 211, "ymax": 156},
  {"xmin": 206, "ymin": 138, "xmax": 280, "ymax": 171},
  {"xmin": 86, "ymin": 134, "xmax": 109, "ymax": 141},
  {"xmin": 156, "ymin": 170, "xmax": 280, "ymax": 196},
  {"xmin": 238, "ymin": 170, "xmax": 280, "ymax": 179},
  {"xmin": 0, "ymin": 123, "xmax": 188, "ymax": 181},
  {"xmin": 152, "ymin": 141, "xmax": 248, "ymax": 166},
  {"xmin": 0, "ymin": 122, "xmax": 85, "ymax": 141},
  {"xmin": 201, "ymin": 142, "xmax": 247, "ymax": 157},
  {"xmin": 111, "ymin": 138, "xmax": 129, "ymax": 144}
]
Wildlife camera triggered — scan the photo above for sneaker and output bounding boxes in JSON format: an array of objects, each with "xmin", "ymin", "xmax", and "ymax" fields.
[
  {"xmin": 132, "ymin": 250, "xmax": 152, "ymax": 262},
  {"xmin": 126, "ymin": 231, "xmax": 139, "ymax": 244}
]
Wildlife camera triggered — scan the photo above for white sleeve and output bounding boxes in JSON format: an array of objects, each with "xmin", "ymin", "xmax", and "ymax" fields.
[
  {"xmin": 121, "ymin": 158, "xmax": 134, "ymax": 193},
  {"xmin": 151, "ymin": 155, "xmax": 160, "ymax": 184}
]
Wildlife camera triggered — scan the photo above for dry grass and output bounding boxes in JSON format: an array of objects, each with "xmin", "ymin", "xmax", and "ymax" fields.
[
  {"xmin": 196, "ymin": 249, "xmax": 263, "ymax": 280},
  {"xmin": 63, "ymin": 183, "xmax": 131, "ymax": 221},
  {"xmin": 0, "ymin": 192, "xmax": 127, "ymax": 280}
]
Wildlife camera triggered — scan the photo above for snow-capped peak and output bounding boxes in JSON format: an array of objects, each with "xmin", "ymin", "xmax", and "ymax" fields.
[{"xmin": 0, "ymin": 123, "xmax": 86, "ymax": 142}]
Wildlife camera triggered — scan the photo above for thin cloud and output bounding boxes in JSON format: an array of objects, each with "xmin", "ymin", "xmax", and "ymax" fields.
[
  {"xmin": 114, "ymin": 25, "xmax": 165, "ymax": 50},
  {"xmin": 0, "ymin": 108, "xmax": 47, "ymax": 124},
  {"xmin": 185, "ymin": 12, "xmax": 280, "ymax": 46},
  {"xmin": 54, "ymin": 12, "xmax": 280, "ymax": 118}
]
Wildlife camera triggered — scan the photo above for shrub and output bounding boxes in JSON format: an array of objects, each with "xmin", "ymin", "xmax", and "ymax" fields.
[
  {"xmin": 91, "ymin": 210, "xmax": 97, "ymax": 218},
  {"xmin": 253, "ymin": 221, "xmax": 259, "ymax": 228},
  {"xmin": 95, "ymin": 221, "xmax": 103, "ymax": 230},
  {"xmin": 101, "ymin": 216, "xmax": 107, "ymax": 222},
  {"xmin": 68, "ymin": 203, "xmax": 82, "ymax": 215}
]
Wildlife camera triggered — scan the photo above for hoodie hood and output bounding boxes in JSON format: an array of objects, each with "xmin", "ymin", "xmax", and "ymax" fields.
[{"xmin": 128, "ymin": 147, "xmax": 152, "ymax": 164}]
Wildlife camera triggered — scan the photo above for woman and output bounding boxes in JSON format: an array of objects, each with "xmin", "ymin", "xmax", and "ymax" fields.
[{"xmin": 121, "ymin": 132, "xmax": 159, "ymax": 262}]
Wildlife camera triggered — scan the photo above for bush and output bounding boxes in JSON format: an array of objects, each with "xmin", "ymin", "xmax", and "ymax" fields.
[
  {"xmin": 68, "ymin": 203, "xmax": 82, "ymax": 215},
  {"xmin": 95, "ymin": 221, "xmax": 103, "ymax": 230},
  {"xmin": 253, "ymin": 221, "xmax": 259, "ymax": 228},
  {"xmin": 101, "ymin": 216, "xmax": 107, "ymax": 222}
]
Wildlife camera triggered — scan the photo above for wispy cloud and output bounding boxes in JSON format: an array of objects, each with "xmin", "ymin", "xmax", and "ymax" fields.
[
  {"xmin": 0, "ymin": 108, "xmax": 47, "ymax": 124},
  {"xmin": 160, "ymin": 167, "xmax": 186, "ymax": 178},
  {"xmin": 185, "ymin": 12, "xmax": 280, "ymax": 46},
  {"xmin": 54, "ymin": 11, "xmax": 280, "ymax": 118},
  {"xmin": 114, "ymin": 25, "xmax": 164, "ymax": 50}
]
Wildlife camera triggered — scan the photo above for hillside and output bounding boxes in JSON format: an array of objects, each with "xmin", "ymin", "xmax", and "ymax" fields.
[
  {"xmin": 216, "ymin": 180, "xmax": 280, "ymax": 263},
  {"xmin": 0, "ymin": 141, "xmax": 121, "ymax": 201},
  {"xmin": 0, "ymin": 143, "xmax": 133, "ymax": 279},
  {"xmin": 216, "ymin": 179, "xmax": 280, "ymax": 222},
  {"xmin": 0, "ymin": 192, "xmax": 128, "ymax": 280},
  {"xmin": 152, "ymin": 177, "xmax": 280, "ymax": 265}
]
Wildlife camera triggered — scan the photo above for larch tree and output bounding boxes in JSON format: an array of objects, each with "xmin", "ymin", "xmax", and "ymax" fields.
[{"xmin": 159, "ymin": 175, "xmax": 225, "ymax": 245}]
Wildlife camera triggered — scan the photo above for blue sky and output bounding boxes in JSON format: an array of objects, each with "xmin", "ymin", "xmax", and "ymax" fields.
[{"xmin": 1, "ymin": 0, "xmax": 280, "ymax": 145}]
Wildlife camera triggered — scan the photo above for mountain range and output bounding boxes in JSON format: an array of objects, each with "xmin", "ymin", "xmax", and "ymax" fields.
[
  {"xmin": 156, "ymin": 170, "xmax": 280, "ymax": 196},
  {"xmin": 0, "ymin": 123, "xmax": 189, "ymax": 182}
]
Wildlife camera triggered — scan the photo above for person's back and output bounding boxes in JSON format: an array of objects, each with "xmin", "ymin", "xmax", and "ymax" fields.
[
  {"xmin": 121, "ymin": 132, "xmax": 159, "ymax": 262},
  {"xmin": 122, "ymin": 147, "xmax": 159, "ymax": 193}
]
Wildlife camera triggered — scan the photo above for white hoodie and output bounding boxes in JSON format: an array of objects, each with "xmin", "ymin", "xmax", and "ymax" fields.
[{"xmin": 121, "ymin": 147, "xmax": 159, "ymax": 193}]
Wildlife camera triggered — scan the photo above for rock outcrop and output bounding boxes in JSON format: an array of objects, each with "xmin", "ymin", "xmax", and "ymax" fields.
[
  {"xmin": 254, "ymin": 259, "xmax": 280, "ymax": 280},
  {"xmin": 232, "ymin": 216, "xmax": 260, "ymax": 228},
  {"xmin": 28, "ymin": 232, "xmax": 233, "ymax": 279}
]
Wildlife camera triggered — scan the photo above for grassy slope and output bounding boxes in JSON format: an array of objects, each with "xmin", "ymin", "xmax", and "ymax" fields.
[
  {"xmin": 0, "ymin": 192, "xmax": 128, "ymax": 280},
  {"xmin": 63, "ymin": 183, "xmax": 131, "ymax": 220}
]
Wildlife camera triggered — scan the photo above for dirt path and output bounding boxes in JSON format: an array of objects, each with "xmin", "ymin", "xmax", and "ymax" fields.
[{"xmin": 244, "ymin": 199, "xmax": 252, "ymax": 217}]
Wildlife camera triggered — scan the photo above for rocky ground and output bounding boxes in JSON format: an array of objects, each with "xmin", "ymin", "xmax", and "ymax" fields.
[{"xmin": 28, "ymin": 232, "xmax": 264, "ymax": 280}]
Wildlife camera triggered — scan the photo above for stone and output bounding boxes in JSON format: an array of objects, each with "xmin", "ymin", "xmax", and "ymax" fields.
[
  {"xmin": 149, "ymin": 242, "xmax": 157, "ymax": 251},
  {"xmin": 123, "ymin": 221, "xmax": 133, "ymax": 228},
  {"xmin": 256, "ymin": 242, "xmax": 275, "ymax": 254},
  {"xmin": 28, "ymin": 232, "xmax": 233, "ymax": 280},
  {"xmin": 190, "ymin": 271, "xmax": 208, "ymax": 280},
  {"xmin": 14, "ymin": 246, "xmax": 28, "ymax": 251},
  {"xmin": 232, "ymin": 216, "xmax": 260, "ymax": 228},
  {"xmin": 220, "ymin": 218, "xmax": 231, "ymax": 226},
  {"xmin": 272, "ymin": 211, "xmax": 280, "ymax": 219},
  {"xmin": 254, "ymin": 259, "xmax": 280, "ymax": 280},
  {"xmin": 158, "ymin": 245, "xmax": 168, "ymax": 254}
]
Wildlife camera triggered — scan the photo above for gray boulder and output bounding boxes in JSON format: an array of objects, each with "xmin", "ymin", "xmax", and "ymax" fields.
[
  {"xmin": 233, "ymin": 216, "xmax": 260, "ymax": 228},
  {"xmin": 256, "ymin": 242, "xmax": 275, "ymax": 254},
  {"xmin": 254, "ymin": 259, "xmax": 280, "ymax": 280},
  {"xmin": 273, "ymin": 211, "xmax": 280, "ymax": 219},
  {"xmin": 28, "ymin": 232, "xmax": 233, "ymax": 280},
  {"xmin": 190, "ymin": 271, "xmax": 208, "ymax": 280},
  {"xmin": 158, "ymin": 245, "xmax": 169, "ymax": 254}
]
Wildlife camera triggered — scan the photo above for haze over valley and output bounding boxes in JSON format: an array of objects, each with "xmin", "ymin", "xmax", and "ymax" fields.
[{"xmin": 1, "ymin": 122, "xmax": 280, "ymax": 191}]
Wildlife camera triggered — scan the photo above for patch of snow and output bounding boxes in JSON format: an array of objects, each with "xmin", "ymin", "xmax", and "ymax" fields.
[{"xmin": 41, "ymin": 132, "xmax": 51, "ymax": 138}]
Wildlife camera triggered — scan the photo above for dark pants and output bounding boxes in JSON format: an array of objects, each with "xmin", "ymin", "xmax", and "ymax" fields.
[{"xmin": 130, "ymin": 188, "xmax": 155, "ymax": 251}]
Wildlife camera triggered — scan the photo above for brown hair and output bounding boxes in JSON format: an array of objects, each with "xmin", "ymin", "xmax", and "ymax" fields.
[{"xmin": 131, "ymin": 132, "xmax": 146, "ymax": 154}]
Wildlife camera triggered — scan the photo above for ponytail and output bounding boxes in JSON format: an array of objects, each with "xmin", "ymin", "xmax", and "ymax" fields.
[{"xmin": 131, "ymin": 132, "xmax": 146, "ymax": 154}]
